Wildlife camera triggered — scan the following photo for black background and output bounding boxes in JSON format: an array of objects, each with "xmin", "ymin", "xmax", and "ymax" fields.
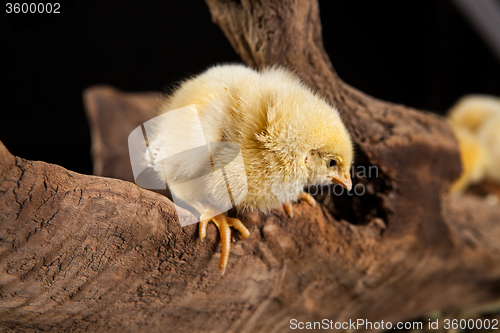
[{"xmin": 2, "ymin": 0, "xmax": 499, "ymax": 175}]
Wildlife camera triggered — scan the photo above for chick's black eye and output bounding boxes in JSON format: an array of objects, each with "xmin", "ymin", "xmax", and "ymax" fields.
[{"xmin": 328, "ymin": 159, "xmax": 337, "ymax": 168}]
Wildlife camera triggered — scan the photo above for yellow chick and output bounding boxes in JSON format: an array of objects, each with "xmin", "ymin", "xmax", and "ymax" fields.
[
  {"xmin": 478, "ymin": 115, "xmax": 500, "ymax": 182},
  {"xmin": 447, "ymin": 94, "xmax": 500, "ymax": 191},
  {"xmin": 149, "ymin": 64, "xmax": 353, "ymax": 275},
  {"xmin": 449, "ymin": 123, "xmax": 489, "ymax": 193},
  {"xmin": 448, "ymin": 94, "xmax": 500, "ymax": 133}
]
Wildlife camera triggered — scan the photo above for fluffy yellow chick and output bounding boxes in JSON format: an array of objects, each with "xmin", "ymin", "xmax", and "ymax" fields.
[
  {"xmin": 448, "ymin": 94, "xmax": 500, "ymax": 133},
  {"xmin": 449, "ymin": 123, "xmax": 489, "ymax": 193},
  {"xmin": 478, "ymin": 115, "xmax": 500, "ymax": 182},
  {"xmin": 447, "ymin": 94, "xmax": 500, "ymax": 191},
  {"xmin": 150, "ymin": 64, "xmax": 353, "ymax": 274}
]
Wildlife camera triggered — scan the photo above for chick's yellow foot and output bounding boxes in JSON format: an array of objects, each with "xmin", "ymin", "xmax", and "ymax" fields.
[
  {"xmin": 299, "ymin": 191, "xmax": 316, "ymax": 206},
  {"xmin": 198, "ymin": 212, "xmax": 249, "ymax": 276},
  {"xmin": 283, "ymin": 202, "xmax": 294, "ymax": 218},
  {"xmin": 226, "ymin": 216, "xmax": 250, "ymax": 239},
  {"xmin": 283, "ymin": 192, "xmax": 316, "ymax": 217}
]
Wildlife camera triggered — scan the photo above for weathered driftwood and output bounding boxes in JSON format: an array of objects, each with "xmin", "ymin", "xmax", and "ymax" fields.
[{"xmin": 1, "ymin": 0, "xmax": 500, "ymax": 332}]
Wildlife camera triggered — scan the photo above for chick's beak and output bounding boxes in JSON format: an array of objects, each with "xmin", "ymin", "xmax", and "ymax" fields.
[{"xmin": 332, "ymin": 172, "xmax": 352, "ymax": 191}]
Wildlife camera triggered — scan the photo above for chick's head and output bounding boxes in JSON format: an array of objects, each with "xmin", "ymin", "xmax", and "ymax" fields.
[
  {"xmin": 304, "ymin": 147, "xmax": 352, "ymax": 191},
  {"xmin": 301, "ymin": 114, "xmax": 353, "ymax": 191},
  {"xmin": 255, "ymin": 83, "xmax": 354, "ymax": 193}
]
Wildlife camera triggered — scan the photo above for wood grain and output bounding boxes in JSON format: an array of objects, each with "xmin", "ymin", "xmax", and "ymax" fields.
[{"xmin": 1, "ymin": 0, "xmax": 500, "ymax": 332}]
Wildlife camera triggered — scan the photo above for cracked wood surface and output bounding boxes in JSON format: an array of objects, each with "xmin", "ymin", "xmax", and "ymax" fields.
[
  {"xmin": 1, "ymin": 0, "xmax": 500, "ymax": 332},
  {"xmin": 1, "ymin": 137, "xmax": 500, "ymax": 332}
]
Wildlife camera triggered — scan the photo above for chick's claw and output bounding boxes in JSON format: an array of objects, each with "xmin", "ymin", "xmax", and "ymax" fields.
[
  {"xmin": 198, "ymin": 213, "xmax": 211, "ymax": 240},
  {"xmin": 283, "ymin": 192, "xmax": 316, "ymax": 217},
  {"xmin": 283, "ymin": 202, "xmax": 294, "ymax": 218},
  {"xmin": 197, "ymin": 212, "xmax": 249, "ymax": 276},
  {"xmin": 300, "ymin": 192, "xmax": 316, "ymax": 206},
  {"xmin": 226, "ymin": 217, "xmax": 250, "ymax": 239},
  {"xmin": 214, "ymin": 214, "xmax": 231, "ymax": 276}
]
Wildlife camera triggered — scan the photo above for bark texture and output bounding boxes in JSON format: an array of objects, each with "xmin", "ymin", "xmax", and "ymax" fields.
[{"xmin": 1, "ymin": 0, "xmax": 500, "ymax": 332}]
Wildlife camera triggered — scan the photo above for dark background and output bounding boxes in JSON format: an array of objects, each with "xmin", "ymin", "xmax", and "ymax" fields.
[{"xmin": 2, "ymin": 0, "xmax": 499, "ymax": 175}]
